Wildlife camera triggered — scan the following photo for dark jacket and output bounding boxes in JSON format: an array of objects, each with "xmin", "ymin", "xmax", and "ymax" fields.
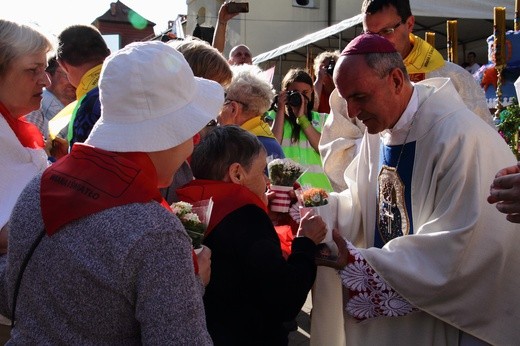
[
  {"xmin": 69, "ymin": 87, "xmax": 100, "ymax": 147},
  {"xmin": 203, "ymin": 204, "xmax": 316, "ymax": 345}
]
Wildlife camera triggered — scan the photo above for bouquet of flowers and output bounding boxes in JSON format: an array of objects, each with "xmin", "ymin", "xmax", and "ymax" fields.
[
  {"xmin": 171, "ymin": 198, "xmax": 213, "ymax": 252},
  {"xmin": 297, "ymin": 187, "xmax": 334, "ymax": 243},
  {"xmin": 496, "ymin": 98, "xmax": 520, "ymax": 159},
  {"xmin": 267, "ymin": 158, "xmax": 305, "ymax": 213}
]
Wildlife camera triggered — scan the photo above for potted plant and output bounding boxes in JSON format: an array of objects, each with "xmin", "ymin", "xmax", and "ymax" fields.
[{"xmin": 267, "ymin": 158, "xmax": 305, "ymax": 213}]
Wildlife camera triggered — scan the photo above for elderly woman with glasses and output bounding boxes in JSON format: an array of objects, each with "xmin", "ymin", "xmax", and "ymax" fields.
[{"xmin": 218, "ymin": 64, "xmax": 284, "ymax": 160}]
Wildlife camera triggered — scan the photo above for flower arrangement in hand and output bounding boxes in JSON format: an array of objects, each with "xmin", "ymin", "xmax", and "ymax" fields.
[
  {"xmin": 267, "ymin": 158, "xmax": 305, "ymax": 212},
  {"xmin": 301, "ymin": 187, "xmax": 329, "ymax": 207},
  {"xmin": 171, "ymin": 198, "xmax": 213, "ymax": 251},
  {"xmin": 297, "ymin": 187, "xmax": 333, "ymax": 243}
]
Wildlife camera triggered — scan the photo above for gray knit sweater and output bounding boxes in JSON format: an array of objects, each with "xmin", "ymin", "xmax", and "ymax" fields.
[{"xmin": 1, "ymin": 175, "xmax": 212, "ymax": 345}]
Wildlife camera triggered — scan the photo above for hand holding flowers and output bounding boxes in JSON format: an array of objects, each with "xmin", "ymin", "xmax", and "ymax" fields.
[
  {"xmin": 300, "ymin": 187, "xmax": 329, "ymax": 207},
  {"xmin": 171, "ymin": 198, "xmax": 213, "ymax": 251},
  {"xmin": 297, "ymin": 187, "xmax": 334, "ymax": 243}
]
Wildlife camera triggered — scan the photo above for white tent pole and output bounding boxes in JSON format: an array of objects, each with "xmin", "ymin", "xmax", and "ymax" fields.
[{"xmin": 278, "ymin": 55, "xmax": 282, "ymax": 91}]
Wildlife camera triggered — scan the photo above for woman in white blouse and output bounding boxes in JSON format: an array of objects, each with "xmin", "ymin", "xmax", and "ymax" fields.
[{"xmin": 0, "ymin": 19, "xmax": 53, "ymax": 242}]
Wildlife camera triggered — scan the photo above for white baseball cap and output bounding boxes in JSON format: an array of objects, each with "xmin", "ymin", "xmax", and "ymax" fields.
[{"xmin": 86, "ymin": 41, "xmax": 224, "ymax": 152}]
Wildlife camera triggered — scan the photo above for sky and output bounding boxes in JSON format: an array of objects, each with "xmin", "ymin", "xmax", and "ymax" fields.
[{"xmin": 2, "ymin": 0, "xmax": 188, "ymax": 36}]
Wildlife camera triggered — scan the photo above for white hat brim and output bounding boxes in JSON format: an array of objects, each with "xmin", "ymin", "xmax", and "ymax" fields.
[{"xmin": 86, "ymin": 77, "xmax": 224, "ymax": 152}]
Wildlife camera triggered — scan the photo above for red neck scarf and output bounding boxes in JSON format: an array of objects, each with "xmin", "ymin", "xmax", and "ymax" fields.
[
  {"xmin": 0, "ymin": 101, "xmax": 44, "ymax": 149},
  {"xmin": 40, "ymin": 144, "xmax": 168, "ymax": 235},
  {"xmin": 40, "ymin": 144, "xmax": 200, "ymax": 273},
  {"xmin": 176, "ymin": 179, "xmax": 268, "ymax": 237}
]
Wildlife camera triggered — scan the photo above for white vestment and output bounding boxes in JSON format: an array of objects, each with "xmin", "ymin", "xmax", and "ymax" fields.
[
  {"xmin": 0, "ymin": 114, "xmax": 48, "ymax": 229},
  {"xmin": 319, "ymin": 62, "xmax": 493, "ymax": 194},
  {"xmin": 311, "ymin": 78, "xmax": 520, "ymax": 346}
]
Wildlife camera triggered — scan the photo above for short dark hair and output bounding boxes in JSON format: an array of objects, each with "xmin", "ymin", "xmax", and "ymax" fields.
[
  {"xmin": 467, "ymin": 51, "xmax": 476, "ymax": 58},
  {"xmin": 45, "ymin": 56, "xmax": 59, "ymax": 75},
  {"xmin": 362, "ymin": 0, "xmax": 412, "ymax": 22},
  {"xmin": 190, "ymin": 125, "xmax": 265, "ymax": 181},
  {"xmin": 57, "ymin": 25, "xmax": 110, "ymax": 67}
]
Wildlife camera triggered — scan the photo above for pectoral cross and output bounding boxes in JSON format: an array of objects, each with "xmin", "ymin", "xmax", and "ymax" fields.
[{"xmin": 383, "ymin": 203, "xmax": 394, "ymax": 230}]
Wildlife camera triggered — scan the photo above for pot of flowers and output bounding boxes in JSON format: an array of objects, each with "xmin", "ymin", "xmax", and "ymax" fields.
[
  {"xmin": 267, "ymin": 158, "xmax": 305, "ymax": 213},
  {"xmin": 297, "ymin": 187, "xmax": 334, "ymax": 243}
]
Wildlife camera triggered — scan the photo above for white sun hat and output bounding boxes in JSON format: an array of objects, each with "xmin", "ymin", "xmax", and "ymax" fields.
[{"xmin": 85, "ymin": 40, "xmax": 224, "ymax": 152}]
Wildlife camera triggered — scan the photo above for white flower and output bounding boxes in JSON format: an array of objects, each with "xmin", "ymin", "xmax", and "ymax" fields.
[
  {"xmin": 182, "ymin": 212, "xmax": 201, "ymax": 223},
  {"xmin": 267, "ymin": 158, "xmax": 304, "ymax": 186},
  {"xmin": 267, "ymin": 158, "xmax": 285, "ymax": 167},
  {"xmin": 171, "ymin": 201, "xmax": 192, "ymax": 216}
]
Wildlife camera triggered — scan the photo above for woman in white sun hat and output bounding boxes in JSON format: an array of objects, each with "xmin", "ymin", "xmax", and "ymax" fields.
[{"xmin": 1, "ymin": 41, "xmax": 223, "ymax": 344}]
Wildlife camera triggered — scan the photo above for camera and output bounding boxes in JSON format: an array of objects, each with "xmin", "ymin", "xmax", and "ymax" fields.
[
  {"xmin": 326, "ymin": 59, "xmax": 336, "ymax": 76},
  {"xmin": 286, "ymin": 90, "xmax": 302, "ymax": 108},
  {"xmin": 227, "ymin": 2, "xmax": 249, "ymax": 13}
]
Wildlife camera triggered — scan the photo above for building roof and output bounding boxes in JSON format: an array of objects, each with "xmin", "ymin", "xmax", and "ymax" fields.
[{"xmin": 95, "ymin": 0, "xmax": 155, "ymax": 26}]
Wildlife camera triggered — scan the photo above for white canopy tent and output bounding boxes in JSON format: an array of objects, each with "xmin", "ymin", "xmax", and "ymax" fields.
[
  {"xmin": 253, "ymin": 14, "xmax": 363, "ymax": 64},
  {"xmin": 411, "ymin": 0, "xmax": 514, "ymax": 20}
]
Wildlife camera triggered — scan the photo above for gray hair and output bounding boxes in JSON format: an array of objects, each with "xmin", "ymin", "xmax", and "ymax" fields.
[
  {"xmin": 0, "ymin": 19, "xmax": 54, "ymax": 76},
  {"xmin": 226, "ymin": 64, "xmax": 275, "ymax": 116},
  {"xmin": 365, "ymin": 51, "xmax": 409, "ymax": 80},
  {"xmin": 191, "ymin": 125, "xmax": 265, "ymax": 181}
]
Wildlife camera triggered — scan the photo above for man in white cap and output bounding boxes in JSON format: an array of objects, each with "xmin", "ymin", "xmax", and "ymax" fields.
[
  {"xmin": 1, "ymin": 41, "xmax": 223, "ymax": 344},
  {"xmin": 312, "ymin": 33, "xmax": 520, "ymax": 345}
]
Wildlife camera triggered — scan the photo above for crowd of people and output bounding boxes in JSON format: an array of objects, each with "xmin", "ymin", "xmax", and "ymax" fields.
[{"xmin": 1, "ymin": 0, "xmax": 520, "ymax": 344}]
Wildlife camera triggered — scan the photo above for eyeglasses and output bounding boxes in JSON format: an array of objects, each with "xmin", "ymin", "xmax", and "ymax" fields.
[
  {"xmin": 365, "ymin": 20, "xmax": 403, "ymax": 36},
  {"xmin": 206, "ymin": 119, "xmax": 217, "ymax": 127}
]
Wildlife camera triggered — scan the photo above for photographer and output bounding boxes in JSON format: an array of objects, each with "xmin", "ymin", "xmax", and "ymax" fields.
[
  {"xmin": 212, "ymin": 2, "xmax": 252, "ymax": 65},
  {"xmin": 268, "ymin": 68, "xmax": 332, "ymax": 191},
  {"xmin": 312, "ymin": 50, "xmax": 340, "ymax": 113}
]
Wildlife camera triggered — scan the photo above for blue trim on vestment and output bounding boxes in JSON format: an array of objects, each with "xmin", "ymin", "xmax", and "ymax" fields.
[{"xmin": 374, "ymin": 141, "xmax": 416, "ymax": 248}]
